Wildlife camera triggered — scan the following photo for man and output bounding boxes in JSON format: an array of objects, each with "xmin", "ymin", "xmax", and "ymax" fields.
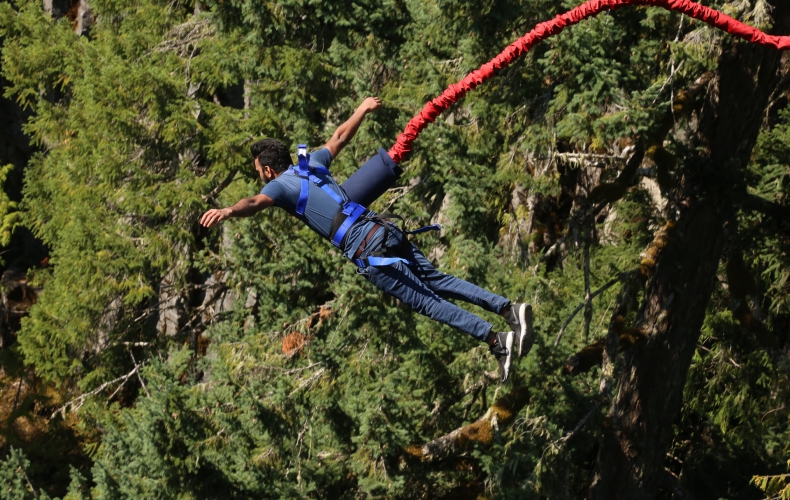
[{"xmin": 199, "ymin": 97, "xmax": 534, "ymax": 382}]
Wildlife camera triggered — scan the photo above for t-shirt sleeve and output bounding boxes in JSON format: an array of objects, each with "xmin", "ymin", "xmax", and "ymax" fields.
[
  {"xmin": 260, "ymin": 180, "xmax": 288, "ymax": 206},
  {"xmin": 309, "ymin": 148, "xmax": 333, "ymax": 170}
]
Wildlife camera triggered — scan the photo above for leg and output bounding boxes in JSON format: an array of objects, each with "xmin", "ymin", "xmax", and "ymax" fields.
[
  {"xmin": 387, "ymin": 229, "xmax": 510, "ymax": 314},
  {"xmin": 365, "ymin": 260, "xmax": 493, "ymax": 341}
]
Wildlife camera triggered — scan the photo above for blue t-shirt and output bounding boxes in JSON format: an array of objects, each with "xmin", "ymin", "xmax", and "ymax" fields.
[{"xmin": 260, "ymin": 148, "xmax": 381, "ymax": 259}]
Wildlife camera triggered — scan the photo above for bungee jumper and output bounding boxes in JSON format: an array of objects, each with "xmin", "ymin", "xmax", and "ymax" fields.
[
  {"xmin": 200, "ymin": 0, "xmax": 790, "ymax": 383},
  {"xmin": 199, "ymin": 98, "xmax": 534, "ymax": 383}
]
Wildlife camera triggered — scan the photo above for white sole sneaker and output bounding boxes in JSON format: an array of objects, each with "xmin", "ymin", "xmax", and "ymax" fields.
[
  {"xmin": 517, "ymin": 303, "xmax": 535, "ymax": 357},
  {"xmin": 501, "ymin": 330, "xmax": 514, "ymax": 382}
]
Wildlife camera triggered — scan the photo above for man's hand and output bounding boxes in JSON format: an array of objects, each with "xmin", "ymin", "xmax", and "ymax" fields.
[
  {"xmin": 200, "ymin": 208, "xmax": 232, "ymax": 228},
  {"xmin": 359, "ymin": 96, "xmax": 382, "ymax": 114},
  {"xmin": 323, "ymin": 97, "xmax": 383, "ymax": 158}
]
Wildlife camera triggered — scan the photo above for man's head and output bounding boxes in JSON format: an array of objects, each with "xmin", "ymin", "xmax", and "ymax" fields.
[{"xmin": 250, "ymin": 138, "xmax": 291, "ymax": 183}]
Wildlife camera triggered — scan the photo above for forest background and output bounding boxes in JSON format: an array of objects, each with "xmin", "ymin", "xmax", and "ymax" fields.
[{"xmin": 0, "ymin": 0, "xmax": 788, "ymax": 498}]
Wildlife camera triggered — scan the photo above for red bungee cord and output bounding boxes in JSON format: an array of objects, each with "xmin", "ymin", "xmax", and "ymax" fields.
[{"xmin": 387, "ymin": 0, "xmax": 790, "ymax": 164}]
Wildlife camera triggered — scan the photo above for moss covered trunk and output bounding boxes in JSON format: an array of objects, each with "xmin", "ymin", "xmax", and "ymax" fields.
[{"xmin": 589, "ymin": 8, "xmax": 790, "ymax": 498}]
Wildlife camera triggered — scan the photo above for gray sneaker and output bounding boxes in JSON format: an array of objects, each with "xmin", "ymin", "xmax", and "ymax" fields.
[
  {"xmin": 489, "ymin": 331, "xmax": 514, "ymax": 382},
  {"xmin": 503, "ymin": 302, "xmax": 535, "ymax": 357}
]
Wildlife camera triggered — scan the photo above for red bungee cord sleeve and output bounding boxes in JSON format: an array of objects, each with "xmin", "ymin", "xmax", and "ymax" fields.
[{"xmin": 387, "ymin": 0, "xmax": 790, "ymax": 164}]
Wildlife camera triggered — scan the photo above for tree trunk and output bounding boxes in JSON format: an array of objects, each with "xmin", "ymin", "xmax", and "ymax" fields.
[
  {"xmin": 589, "ymin": 200, "xmax": 725, "ymax": 498},
  {"xmin": 589, "ymin": 9, "xmax": 790, "ymax": 498}
]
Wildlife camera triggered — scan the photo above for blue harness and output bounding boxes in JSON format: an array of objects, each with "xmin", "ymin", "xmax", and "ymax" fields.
[{"xmin": 286, "ymin": 144, "xmax": 441, "ymax": 269}]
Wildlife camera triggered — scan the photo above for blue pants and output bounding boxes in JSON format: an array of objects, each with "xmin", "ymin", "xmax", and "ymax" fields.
[{"xmin": 359, "ymin": 225, "xmax": 509, "ymax": 340}]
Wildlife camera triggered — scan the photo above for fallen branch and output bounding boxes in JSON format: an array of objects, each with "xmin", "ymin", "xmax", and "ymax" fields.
[
  {"xmin": 288, "ymin": 367, "xmax": 326, "ymax": 398},
  {"xmin": 51, "ymin": 364, "xmax": 142, "ymax": 419},
  {"xmin": 407, "ymin": 383, "xmax": 529, "ymax": 462}
]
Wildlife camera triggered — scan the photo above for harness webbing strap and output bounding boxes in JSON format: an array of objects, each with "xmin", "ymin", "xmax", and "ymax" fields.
[
  {"xmin": 294, "ymin": 151, "xmax": 311, "ymax": 216},
  {"xmin": 288, "ymin": 152, "xmax": 367, "ymax": 248},
  {"xmin": 354, "ymin": 256, "xmax": 413, "ymax": 268},
  {"xmin": 406, "ymin": 224, "xmax": 443, "ymax": 235},
  {"xmin": 332, "ymin": 203, "xmax": 367, "ymax": 248}
]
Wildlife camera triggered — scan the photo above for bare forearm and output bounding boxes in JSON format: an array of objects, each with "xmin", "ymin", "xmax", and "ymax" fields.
[
  {"xmin": 200, "ymin": 194, "xmax": 272, "ymax": 228},
  {"xmin": 324, "ymin": 97, "xmax": 382, "ymax": 158},
  {"xmin": 332, "ymin": 106, "xmax": 369, "ymax": 146},
  {"xmin": 227, "ymin": 197, "xmax": 264, "ymax": 218}
]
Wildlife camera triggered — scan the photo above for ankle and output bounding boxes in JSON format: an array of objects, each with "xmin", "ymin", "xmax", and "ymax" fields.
[
  {"xmin": 502, "ymin": 304, "xmax": 516, "ymax": 323},
  {"xmin": 485, "ymin": 330, "xmax": 498, "ymax": 347}
]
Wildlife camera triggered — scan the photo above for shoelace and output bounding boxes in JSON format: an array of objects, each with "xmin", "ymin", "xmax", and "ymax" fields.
[{"xmin": 489, "ymin": 343, "xmax": 509, "ymax": 359}]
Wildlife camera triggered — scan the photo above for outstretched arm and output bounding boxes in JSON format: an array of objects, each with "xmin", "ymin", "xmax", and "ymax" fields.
[
  {"xmin": 199, "ymin": 194, "xmax": 274, "ymax": 228},
  {"xmin": 322, "ymin": 97, "xmax": 382, "ymax": 159}
]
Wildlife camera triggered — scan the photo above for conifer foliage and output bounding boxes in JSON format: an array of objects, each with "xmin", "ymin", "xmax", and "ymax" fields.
[{"xmin": 0, "ymin": 0, "xmax": 789, "ymax": 498}]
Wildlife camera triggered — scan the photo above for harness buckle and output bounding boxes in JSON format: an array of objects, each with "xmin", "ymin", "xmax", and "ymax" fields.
[{"xmin": 296, "ymin": 144, "xmax": 311, "ymax": 175}]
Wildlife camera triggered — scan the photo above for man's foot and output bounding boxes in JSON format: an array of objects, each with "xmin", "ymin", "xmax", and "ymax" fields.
[
  {"xmin": 503, "ymin": 302, "xmax": 535, "ymax": 357},
  {"xmin": 489, "ymin": 331, "xmax": 514, "ymax": 382}
]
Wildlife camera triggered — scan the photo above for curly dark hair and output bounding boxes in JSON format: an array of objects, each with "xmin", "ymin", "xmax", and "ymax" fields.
[{"xmin": 250, "ymin": 138, "xmax": 292, "ymax": 174}]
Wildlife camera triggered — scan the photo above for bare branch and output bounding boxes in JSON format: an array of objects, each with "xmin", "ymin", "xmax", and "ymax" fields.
[
  {"xmin": 381, "ymin": 175, "xmax": 431, "ymax": 213},
  {"xmin": 129, "ymin": 347, "xmax": 151, "ymax": 398},
  {"xmin": 202, "ymin": 169, "xmax": 239, "ymax": 206},
  {"xmin": 173, "ymin": 282, "xmax": 230, "ymax": 336},
  {"xmin": 598, "ymin": 275, "xmax": 640, "ymax": 399},
  {"xmin": 11, "ymin": 377, "xmax": 24, "ymax": 415},
  {"xmin": 249, "ymin": 361, "xmax": 323, "ymax": 376},
  {"xmin": 583, "ymin": 240, "xmax": 593, "ymax": 342},
  {"xmin": 558, "ymin": 401, "xmax": 600, "ymax": 444},
  {"xmin": 554, "ymin": 277, "xmax": 620, "ymax": 347},
  {"xmin": 425, "ymin": 371, "xmax": 498, "ymax": 427},
  {"xmin": 150, "ymin": 18, "xmax": 215, "ymax": 57},
  {"xmin": 562, "ymin": 222, "xmax": 676, "ymax": 376},
  {"xmin": 288, "ymin": 367, "xmax": 327, "ymax": 398},
  {"xmin": 22, "ymin": 468, "xmax": 37, "ymax": 498},
  {"xmin": 51, "ymin": 364, "xmax": 142, "ymax": 419}
]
